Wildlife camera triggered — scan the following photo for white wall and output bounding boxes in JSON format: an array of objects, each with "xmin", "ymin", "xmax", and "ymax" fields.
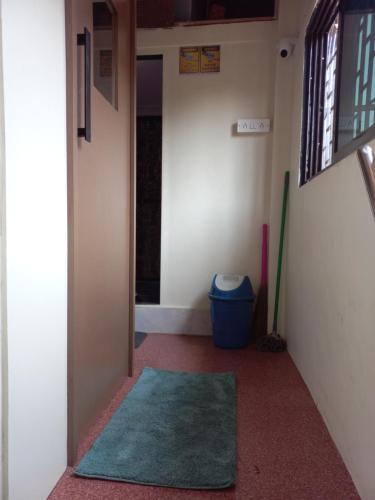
[
  {"xmin": 267, "ymin": 0, "xmax": 301, "ymax": 334},
  {"xmin": 138, "ymin": 22, "xmax": 276, "ymax": 312},
  {"xmin": 0, "ymin": 5, "xmax": 6, "ymax": 497},
  {"xmin": 1, "ymin": 1, "xmax": 67, "ymax": 499},
  {"xmin": 282, "ymin": 1, "xmax": 375, "ymax": 498}
]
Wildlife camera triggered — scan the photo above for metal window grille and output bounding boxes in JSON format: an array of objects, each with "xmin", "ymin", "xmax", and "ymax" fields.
[
  {"xmin": 300, "ymin": 0, "xmax": 375, "ymax": 185},
  {"xmin": 322, "ymin": 16, "xmax": 339, "ymax": 169}
]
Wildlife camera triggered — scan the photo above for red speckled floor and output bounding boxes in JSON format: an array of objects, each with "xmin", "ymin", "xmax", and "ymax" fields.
[{"xmin": 49, "ymin": 334, "xmax": 359, "ymax": 500}]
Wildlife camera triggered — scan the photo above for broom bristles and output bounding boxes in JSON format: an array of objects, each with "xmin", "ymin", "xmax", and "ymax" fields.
[{"xmin": 256, "ymin": 332, "xmax": 287, "ymax": 352}]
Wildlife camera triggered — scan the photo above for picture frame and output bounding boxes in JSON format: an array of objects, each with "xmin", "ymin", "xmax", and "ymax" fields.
[{"xmin": 179, "ymin": 47, "xmax": 200, "ymax": 74}]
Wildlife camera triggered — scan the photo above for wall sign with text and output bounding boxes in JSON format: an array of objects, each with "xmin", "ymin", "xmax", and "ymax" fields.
[
  {"xmin": 200, "ymin": 46, "xmax": 220, "ymax": 73},
  {"xmin": 179, "ymin": 45, "xmax": 221, "ymax": 74},
  {"xmin": 179, "ymin": 47, "xmax": 200, "ymax": 74}
]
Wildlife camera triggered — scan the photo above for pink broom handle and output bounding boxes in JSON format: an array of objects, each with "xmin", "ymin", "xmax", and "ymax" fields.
[{"xmin": 261, "ymin": 224, "xmax": 268, "ymax": 286}]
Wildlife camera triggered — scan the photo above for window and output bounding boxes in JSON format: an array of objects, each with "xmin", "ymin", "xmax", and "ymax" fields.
[
  {"xmin": 93, "ymin": 1, "xmax": 118, "ymax": 108},
  {"xmin": 137, "ymin": 0, "xmax": 276, "ymax": 29},
  {"xmin": 301, "ymin": 0, "xmax": 375, "ymax": 185},
  {"xmin": 174, "ymin": 0, "xmax": 276, "ymax": 23}
]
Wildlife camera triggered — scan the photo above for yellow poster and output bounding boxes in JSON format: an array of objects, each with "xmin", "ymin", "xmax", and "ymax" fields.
[
  {"xmin": 179, "ymin": 47, "xmax": 200, "ymax": 74},
  {"xmin": 200, "ymin": 45, "xmax": 220, "ymax": 73}
]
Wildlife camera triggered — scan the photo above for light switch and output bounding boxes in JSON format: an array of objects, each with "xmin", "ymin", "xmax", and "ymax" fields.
[{"xmin": 237, "ymin": 119, "xmax": 271, "ymax": 133}]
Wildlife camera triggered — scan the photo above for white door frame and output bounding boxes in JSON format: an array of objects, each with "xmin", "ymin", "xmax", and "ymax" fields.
[{"xmin": 0, "ymin": 7, "xmax": 8, "ymax": 498}]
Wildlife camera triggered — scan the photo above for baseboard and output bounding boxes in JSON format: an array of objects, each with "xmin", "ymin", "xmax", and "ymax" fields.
[{"xmin": 135, "ymin": 305, "xmax": 212, "ymax": 336}]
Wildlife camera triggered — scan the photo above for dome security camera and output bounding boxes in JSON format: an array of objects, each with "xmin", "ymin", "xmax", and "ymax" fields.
[{"xmin": 278, "ymin": 39, "xmax": 295, "ymax": 59}]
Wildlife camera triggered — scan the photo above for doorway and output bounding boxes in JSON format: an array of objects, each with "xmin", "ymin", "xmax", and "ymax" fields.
[{"xmin": 136, "ymin": 55, "xmax": 163, "ymax": 305}]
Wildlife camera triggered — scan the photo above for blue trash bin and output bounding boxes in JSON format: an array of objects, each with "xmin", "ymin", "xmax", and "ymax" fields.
[{"xmin": 208, "ymin": 274, "xmax": 256, "ymax": 348}]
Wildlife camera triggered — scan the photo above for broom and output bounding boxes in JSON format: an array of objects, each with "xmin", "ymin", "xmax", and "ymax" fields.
[
  {"xmin": 252, "ymin": 224, "xmax": 269, "ymax": 342},
  {"xmin": 257, "ymin": 171, "xmax": 289, "ymax": 353}
]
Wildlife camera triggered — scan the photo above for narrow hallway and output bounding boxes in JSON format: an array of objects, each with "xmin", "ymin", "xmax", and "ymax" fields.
[{"xmin": 50, "ymin": 334, "xmax": 359, "ymax": 499}]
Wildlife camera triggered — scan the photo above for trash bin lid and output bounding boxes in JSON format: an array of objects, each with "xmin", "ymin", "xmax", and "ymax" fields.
[
  {"xmin": 209, "ymin": 274, "xmax": 255, "ymax": 301},
  {"xmin": 215, "ymin": 274, "xmax": 245, "ymax": 291}
]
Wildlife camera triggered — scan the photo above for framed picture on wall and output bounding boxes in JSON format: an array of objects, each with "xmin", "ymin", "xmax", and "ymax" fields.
[
  {"xmin": 179, "ymin": 47, "xmax": 200, "ymax": 73},
  {"xmin": 200, "ymin": 45, "xmax": 220, "ymax": 72}
]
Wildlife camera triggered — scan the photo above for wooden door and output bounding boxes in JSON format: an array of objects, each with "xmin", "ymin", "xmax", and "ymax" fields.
[{"xmin": 66, "ymin": 0, "xmax": 135, "ymax": 464}]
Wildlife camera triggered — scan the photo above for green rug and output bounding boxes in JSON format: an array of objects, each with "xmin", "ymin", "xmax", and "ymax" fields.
[{"xmin": 75, "ymin": 367, "xmax": 236, "ymax": 489}]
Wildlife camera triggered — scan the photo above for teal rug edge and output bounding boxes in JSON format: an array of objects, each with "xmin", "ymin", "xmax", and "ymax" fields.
[
  {"xmin": 74, "ymin": 367, "xmax": 237, "ymax": 490},
  {"xmin": 73, "ymin": 472, "xmax": 235, "ymax": 490}
]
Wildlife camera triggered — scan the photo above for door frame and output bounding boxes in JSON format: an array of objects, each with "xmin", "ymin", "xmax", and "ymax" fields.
[
  {"xmin": 0, "ymin": 16, "xmax": 8, "ymax": 498},
  {"xmin": 128, "ymin": 0, "xmax": 136, "ymax": 377},
  {"xmin": 135, "ymin": 54, "xmax": 163, "ymax": 307}
]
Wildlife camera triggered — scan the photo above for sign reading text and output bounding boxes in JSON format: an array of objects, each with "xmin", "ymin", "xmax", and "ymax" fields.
[
  {"xmin": 179, "ymin": 45, "xmax": 221, "ymax": 74},
  {"xmin": 200, "ymin": 46, "xmax": 221, "ymax": 73},
  {"xmin": 179, "ymin": 47, "xmax": 200, "ymax": 74}
]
